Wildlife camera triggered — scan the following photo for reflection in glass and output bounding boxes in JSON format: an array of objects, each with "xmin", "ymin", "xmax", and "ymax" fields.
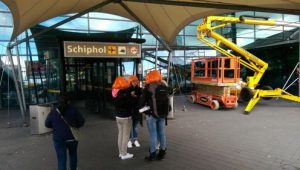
[
  {"xmin": 40, "ymin": 16, "xmax": 68, "ymax": 27},
  {"xmin": 0, "ymin": 27, "xmax": 12, "ymax": 40},
  {"xmin": 185, "ymin": 26, "xmax": 197, "ymax": 36},
  {"xmin": 89, "ymin": 12, "xmax": 130, "ymax": 20},
  {"xmin": 0, "ymin": 12, "xmax": 13, "ymax": 26},
  {"xmin": 89, "ymin": 19, "xmax": 137, "ymax": 32},
  {"xmin": 237, "ymin": 38, "xmax": 254, "ymax": 47},
  {"xmin": 237, "ymin": 28, "xmax": 254, "ymax": 38},
  {"xmin": 0, "ymin": 1, "xmax": 10, "ymax": 11}
]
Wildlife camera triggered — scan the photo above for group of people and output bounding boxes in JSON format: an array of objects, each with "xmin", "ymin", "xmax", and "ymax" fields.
[
  {"xmin": 44, "ymin": 70, "xmax": 169, "ymax": 170},
  {"xmin": 112, "ymin": 70, "xmax": 169, "ymax": 161}
]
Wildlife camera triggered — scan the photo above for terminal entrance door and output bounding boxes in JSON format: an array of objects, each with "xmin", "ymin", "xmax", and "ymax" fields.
[{"xmin": 63, "ymin": 57, "xmax": 139, "ymax": 115}]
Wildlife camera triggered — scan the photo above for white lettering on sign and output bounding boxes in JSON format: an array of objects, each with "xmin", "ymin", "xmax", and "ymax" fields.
[{"xmin": 67, "ymin": 45, "xmax": 106, "ymax": 55}]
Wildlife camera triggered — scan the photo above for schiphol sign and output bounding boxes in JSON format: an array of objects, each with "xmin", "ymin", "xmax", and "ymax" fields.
[{"xmin": 64, "ymin": 41, "xmax": 141, "ymax": 58}]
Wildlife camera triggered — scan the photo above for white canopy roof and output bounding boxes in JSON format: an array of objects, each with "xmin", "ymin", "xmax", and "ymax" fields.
[{"xmin": 3, "ymin": 0, "xmax": 300, "ymax": 45}]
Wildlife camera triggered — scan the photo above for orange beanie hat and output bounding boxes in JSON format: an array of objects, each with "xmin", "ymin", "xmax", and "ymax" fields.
[
  {"xmin": 112, "ymin": 76, "xmax": 129, "ymax": 89},
  {"xmin": 145, "ymin": 70, "xmax": 162, "ymax": 84},
  {"xmin": 128, "ymin": 75, "xmax": 139, "ymax": 84}
]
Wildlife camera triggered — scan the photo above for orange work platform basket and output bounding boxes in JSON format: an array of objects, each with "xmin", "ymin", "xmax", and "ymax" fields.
[{"xmin": 189, "ymin": 57, "xmax": 241, "ymax": 110}]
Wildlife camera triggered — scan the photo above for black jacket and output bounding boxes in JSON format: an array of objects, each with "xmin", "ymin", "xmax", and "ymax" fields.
[
  {"xmin": 128, "ymin": 85, "xmax": 142, "ymax": 120},
  {"xmin": 140, "ymin": 82, "xmax": 161, "ymax": 117},
  {"xmin": 45, "ymin": 105, "xmax": 85, "ymax": 142},
  {"xmin": 113, "ymin": 89, "xmax": 131, "ymax": 118},
  {"xmin": 140, "ymin": 82, "xmax": 173, "ymax": 118}
]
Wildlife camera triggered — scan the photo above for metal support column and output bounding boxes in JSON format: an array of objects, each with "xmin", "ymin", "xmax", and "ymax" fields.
[
  {"xmin": 137, "ymin": 59, "xmax": 143, "ymax": 81},
  {"xmin": 7, "ymin": 62, "xmax": 10, "ymax": 126},
  {"xmin": 15, "ymin": 42, "xmax": 26, "ymax": 111},
  {"xmin": 6, "ymin": 47, "xmax": 26, "ymax": 125},
  {"xmin": 155, "ymin": 40, "xmax": 158, "ymax": 69},
  {"xmin": 183, "ymin": 29, "xmax": 187, "ymax": 93},
  {"xmin": 167, "ymin": 51, "xmax": 172, "ymax": 84},
  {"xmin": 26, "ymin": 31, "xmax": 39, "ymax": 104}
]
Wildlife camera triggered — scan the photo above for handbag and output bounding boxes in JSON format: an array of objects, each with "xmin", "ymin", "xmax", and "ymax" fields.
[
  {"xmin": 56, "ymin": 108, "xmax": 81, "ymax": 141},
  {"xmin": 69, "ymin": 126, "xmax": 81, "ymax": 141}
]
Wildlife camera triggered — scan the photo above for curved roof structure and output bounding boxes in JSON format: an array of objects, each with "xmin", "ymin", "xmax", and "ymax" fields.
[{"xmin": 2, "ymin": 0, "xmax": 300, "ymax": 46}]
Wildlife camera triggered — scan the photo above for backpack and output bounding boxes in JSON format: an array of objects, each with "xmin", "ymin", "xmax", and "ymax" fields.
[{"xmin": 155, "ymin": 84, "xmax": 170, "ymax": 118}]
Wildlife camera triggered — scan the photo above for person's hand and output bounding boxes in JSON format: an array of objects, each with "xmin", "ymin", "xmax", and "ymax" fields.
[{"xmin": 131, "ymin": 91, "xmax": 137, "ymax": 97}]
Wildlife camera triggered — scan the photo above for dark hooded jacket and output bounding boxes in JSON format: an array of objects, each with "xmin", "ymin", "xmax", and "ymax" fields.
[
  {"xmin": 113, "ymin": 89, "xmax": 132, "ymax": 118},
  {"xmin": 45, "ymin": 105, "xmax": 85, "ymax": 142},
  {"xmin": 128, "ymin": 85, "xmax": 142, "ymax": 120},
  {"xmin": 140, "ymin": 82, "xmax": 162, "ymax": 117}
]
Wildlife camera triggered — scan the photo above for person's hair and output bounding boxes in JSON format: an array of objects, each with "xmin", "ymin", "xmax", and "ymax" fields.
[
  {"xmin": 57, "ymin": 94, "xmax": 70, "ymax": 115},
  {"xmin": 128, "ymin": 75, "xmax": 139, "ymax": 84},
  {"xmin": 58, "ymin": 94, "xmax": 70, "ymax": 104},
  {"xmin": 145, "ymin": 70, "xmax": 162, "ymax": 84},
  {"xmin": 112, "ymin": 76, "xmax": 130, "ymax": 89}
]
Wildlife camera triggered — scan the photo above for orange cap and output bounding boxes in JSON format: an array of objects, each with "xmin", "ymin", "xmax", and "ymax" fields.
[
  {"xmin": 128, "ymin": 75, "xmax": 139, "ymax": 84},
  {"xmin": 112, "ymin": 76, "xmax": 129, "ymax": 89},
  {"xmin": 145, "ymin": 70, "xmax": 162, "ymax": 84}
]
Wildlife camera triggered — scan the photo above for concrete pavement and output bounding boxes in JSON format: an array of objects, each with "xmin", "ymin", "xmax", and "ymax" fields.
[{"xmin": 1, "ymin": 96, "xmax": 300, "ymax": 170}]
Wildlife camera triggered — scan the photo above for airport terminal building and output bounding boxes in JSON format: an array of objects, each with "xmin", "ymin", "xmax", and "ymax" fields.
[{"xmin": 0, "ymin": 0, "xmax": 300, "ymax": 169}]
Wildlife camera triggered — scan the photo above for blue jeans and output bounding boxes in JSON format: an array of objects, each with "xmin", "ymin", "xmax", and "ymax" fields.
[
  {"xmin": 130, "ymin": 118, "xmax": 139, "ymax": 141},
  {"xmin": 146, "ymin": 115, "xmax": 166, "ymax": 153},
  {"xmin": 54, "ymin": 140, "xmax": 78, "ymax": 170}
]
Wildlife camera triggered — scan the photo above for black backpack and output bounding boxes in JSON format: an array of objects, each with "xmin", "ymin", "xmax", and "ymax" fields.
[{"xmin": 155, "ymin": 84, "xmax": 170, "ymax": 118}]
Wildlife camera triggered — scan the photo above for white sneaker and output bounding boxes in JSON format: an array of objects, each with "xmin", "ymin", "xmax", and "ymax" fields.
[
  {"xmin": 156, "ymin": 143, "xmax": 160, "ymax": 150},
  {"xmin": 119, "ymin": 154, "xmax": 121, "ymax": 158},
  {"xmin": 127, "ymin": 141, "xmax": 133, "ymax": 148},
  {"xmin": 121, "ymin": 153, "xmax": 133, "ymax": 160},
  {"xmin": 134, "ymin": 140, "xmax": 141, "ymax": 147}
]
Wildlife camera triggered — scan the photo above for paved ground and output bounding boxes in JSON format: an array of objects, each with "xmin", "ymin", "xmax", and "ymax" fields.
[{"xmin": 1, "ymin": 96, "xmax": 300, "ymax": 170}]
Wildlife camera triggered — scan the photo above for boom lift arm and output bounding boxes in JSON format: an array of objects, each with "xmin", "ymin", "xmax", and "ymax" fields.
[{"xmin": 197, "ymin": 16, "xmax": 300, "ymax": 113}]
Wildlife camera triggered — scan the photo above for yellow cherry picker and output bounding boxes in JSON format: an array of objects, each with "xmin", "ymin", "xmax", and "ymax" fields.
[{"xmin": 197, "ymin": 15, "xmax": 300, "ymax": 114}]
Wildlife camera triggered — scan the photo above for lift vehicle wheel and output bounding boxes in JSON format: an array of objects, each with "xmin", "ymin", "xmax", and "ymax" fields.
[
  {"xmin": 240, "ymin": 87, "xmax": 254, "ymax": 102},
  {"xmin": 243, "ymin": 111, "xmax": 250, "ymax": 115},
  {"xmin": 188, "ymin": 95, "xmax": 196, "ymax": 103},
  {"xmin": 261, "ymin": 86, "xmax": 273, "ymax": 100},
  {"xmin": 210, "ymin": 100, "xmax": 219, "ymax": 110},
  {"xmin": 233, "ymin": 102, "xmax": 238, "ymax": 109}
]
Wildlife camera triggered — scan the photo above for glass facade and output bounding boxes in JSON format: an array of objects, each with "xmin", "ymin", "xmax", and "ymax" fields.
[{"xmin": 0, "ymin": 0, "xmax": 299, "ymax": 107}]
